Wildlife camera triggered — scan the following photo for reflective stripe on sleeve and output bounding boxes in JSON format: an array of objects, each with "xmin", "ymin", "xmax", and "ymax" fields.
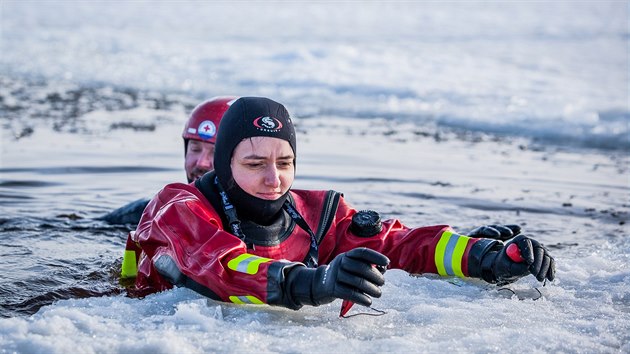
[
  {"xmin": 227, "ymin": 253, "xmax": 272, "ymax": 275},
  {"xmin": 435, "ymin": 230, "xmax": 470, "ymax": 277},
  {"xmin": 229, "ymin": 295, "xmax": 264, "ymax": 305},
  {"xmin": 121, "ymin": 249, "xmax": 138, "ymax": 278}
]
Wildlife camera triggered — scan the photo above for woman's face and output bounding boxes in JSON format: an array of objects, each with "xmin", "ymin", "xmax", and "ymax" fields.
[{"xmin": 231, "ymin": 137, "xmax": 295, "ymax": 200}]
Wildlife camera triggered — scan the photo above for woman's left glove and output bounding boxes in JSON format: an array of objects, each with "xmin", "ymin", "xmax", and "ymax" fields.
[
  {"xmin": 479, "ymin": 235, "xmax": 555, "ymax": 284},
  {"xmin": 285, "ymin": 248, "xmax": 389, "ymax": 308}
]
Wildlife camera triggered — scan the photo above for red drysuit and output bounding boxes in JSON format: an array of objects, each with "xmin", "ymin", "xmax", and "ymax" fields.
[{"xmin": 124, "ymin": 180, "xmax": 494, "ymax": 308}]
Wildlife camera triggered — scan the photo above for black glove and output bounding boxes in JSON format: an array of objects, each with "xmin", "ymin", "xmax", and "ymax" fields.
[
  {"xmin": 286, "ymin": 248, "xmax": 390, "ymax": 308},
  {"xmin": 469, "ymin": 224, "xmax": 521, "ymax": 241},
  {"xmin": 480, "ymin": 235, "xmax": 555, "ymax": 284}
]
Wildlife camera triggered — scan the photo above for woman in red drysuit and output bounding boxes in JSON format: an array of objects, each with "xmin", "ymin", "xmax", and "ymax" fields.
[{"xmin": 125, "ymin": 97, "xmax": 555, "ymax": 310}]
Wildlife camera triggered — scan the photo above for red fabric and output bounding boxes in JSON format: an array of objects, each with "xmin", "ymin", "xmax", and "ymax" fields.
[
  {"xmin": 130, "ymin": 182, "xmax": 477, "ymax": 301},
  {"xmin": 460, "ymin": 238, "xmax": 479, "ymax": 277}
]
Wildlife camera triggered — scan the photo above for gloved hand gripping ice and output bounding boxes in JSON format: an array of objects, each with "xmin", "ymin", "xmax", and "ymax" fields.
[
  {"xmin": 286, "ymin": 248, "xmax": 390, "ymax": 307},
  {"xmin": 481, "ymin": 235, "xmax": 555, "ymax": 284}
]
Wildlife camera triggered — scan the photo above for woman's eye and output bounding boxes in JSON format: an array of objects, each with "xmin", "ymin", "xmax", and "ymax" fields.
[{"xmin": 278, "ymin": 161, "xmax": 293, "ymax": 169}]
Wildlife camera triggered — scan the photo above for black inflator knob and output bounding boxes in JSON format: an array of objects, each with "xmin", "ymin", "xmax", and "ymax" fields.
[{"xmin": 350, "ymin": 210, "xmax": 383, "ymax": 237}]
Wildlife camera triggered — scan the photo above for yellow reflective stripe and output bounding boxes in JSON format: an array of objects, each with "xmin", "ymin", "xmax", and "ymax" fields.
[
  {"xmin": 434, "ymin": 230, "xmax": 470, "ymax": 278},
  {"xmin": 435, "ymin": 230, "xmax": 452, "ymax": 276},
  {"xmin": 230, "ymin": 296, "xmax": 245, "ymax": 304},
  {"xmin": 227, "ymin": 254, "xmax": 272, "ymax": 275},
  {"xmin": 121, "ymin": 250, "xmax": 138, "ymax": 278},
  {"xmin": 229, "ymin": 295, "xmax": 264, "ymax": 305},
  {"xmin": 451, "ymin": 236, "xmax": 468, "ymax": 277},
  {"xmin": 227, "ymin": 254, "xmax": 251, "ymax": 272},
  {"xmin": 245, "ymin": 257, "xmax": 271, "ymax": 275}
]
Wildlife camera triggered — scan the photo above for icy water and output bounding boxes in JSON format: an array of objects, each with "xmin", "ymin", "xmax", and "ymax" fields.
[{"xmin": 1, "ymin": 1, "xmax": 629, "ymax": 353}]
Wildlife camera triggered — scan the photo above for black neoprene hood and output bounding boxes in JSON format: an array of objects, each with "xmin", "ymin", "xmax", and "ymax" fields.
[{"xmin": 213, "ymin": 97, "xmax": 297, "ymax": 224}]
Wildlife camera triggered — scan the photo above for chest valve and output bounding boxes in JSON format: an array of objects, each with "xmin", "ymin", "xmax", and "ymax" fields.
[{"xmin": 350, "ymin": 210, "xmax": 383, "ymax": 237}]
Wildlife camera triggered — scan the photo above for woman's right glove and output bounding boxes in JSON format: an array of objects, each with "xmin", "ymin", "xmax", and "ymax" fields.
[
  {"xmin": 472, "ymin": 234, "xmax": 555, "ymax": 284},
  {"xmin": 285, "ymin": 248, "xmax": 390, "ymax": 308}
]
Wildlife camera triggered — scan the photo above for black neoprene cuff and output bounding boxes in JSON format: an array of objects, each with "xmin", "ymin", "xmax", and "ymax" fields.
[
  {"xmin": 284, "ymin": 265, "xmax": 319, "ymax": 308},
  {"xmin": 266, "ymin": 261, "xmax": 306, "ymax": 310},
  {"xmin": 468, "ymin": 238, "xmax": 501, "ymax": 280}
]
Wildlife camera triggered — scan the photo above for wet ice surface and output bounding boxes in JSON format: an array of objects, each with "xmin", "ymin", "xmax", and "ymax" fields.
[{"xmin": 1, "ymin": 1, "xmax": 629, "ymax": 353}]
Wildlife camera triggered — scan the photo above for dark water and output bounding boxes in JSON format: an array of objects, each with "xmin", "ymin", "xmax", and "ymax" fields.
[
  {"xmin": 0, "ymin": 162, "xmax": 185, "ymax": 318},
  {"xmin": 0, "ymin": 77, "xmax": 191, "ymax": 317},
  {"xmin": 2, "ymin": 168, "xmax": 626, "ymax": 319},
  {"xmin": 0, "ymin": 217, "xmax": 126, "ymax": 318}
]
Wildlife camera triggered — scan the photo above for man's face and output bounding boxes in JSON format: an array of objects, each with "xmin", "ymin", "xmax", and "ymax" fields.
[
  {"xmin": 230, "ymin": 137, "xmax": 295, "ymax": 200},
  {"xmin": 185, "ymin": 140, "xmax": 216, "ymax": 182}
]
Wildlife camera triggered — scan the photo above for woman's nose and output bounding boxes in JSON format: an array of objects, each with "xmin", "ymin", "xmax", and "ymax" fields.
[{"xmin": 263, "ymin": 165, "xmax": 281, "ymax": 188}]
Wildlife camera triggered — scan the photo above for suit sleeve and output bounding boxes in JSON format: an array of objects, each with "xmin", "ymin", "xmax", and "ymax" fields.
[{"xmin": 317, "ymin": 196, "xmax": 496, "ymax": 278}]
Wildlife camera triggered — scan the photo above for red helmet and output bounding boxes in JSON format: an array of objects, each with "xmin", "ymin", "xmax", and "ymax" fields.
[{"xmin": 183, "ymin": 96, "xmax": 238, "ymax": 145}]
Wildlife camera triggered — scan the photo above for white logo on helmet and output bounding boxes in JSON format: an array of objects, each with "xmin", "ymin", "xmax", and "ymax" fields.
[
  {"xmin": 253, "ymin": 116, "xmax": 283, "ymax": 132},
  {"xmin": 197, "ymin": 120, "xmax": 217, "ymax": 140}
]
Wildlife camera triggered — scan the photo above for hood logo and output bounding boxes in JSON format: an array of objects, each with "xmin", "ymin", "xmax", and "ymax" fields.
[
  {"xmin": 253, "ymin": 116, "xmax": 283, "ymax": 132},
  {"xmin": 197, "ymin": 120, "xmax": 217, "ymax": 140}
]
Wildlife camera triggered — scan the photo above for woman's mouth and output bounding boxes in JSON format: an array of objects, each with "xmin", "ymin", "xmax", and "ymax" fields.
[{"xmin": 257, "ymin": 191, "xmax": 282, "ymax": 200}]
